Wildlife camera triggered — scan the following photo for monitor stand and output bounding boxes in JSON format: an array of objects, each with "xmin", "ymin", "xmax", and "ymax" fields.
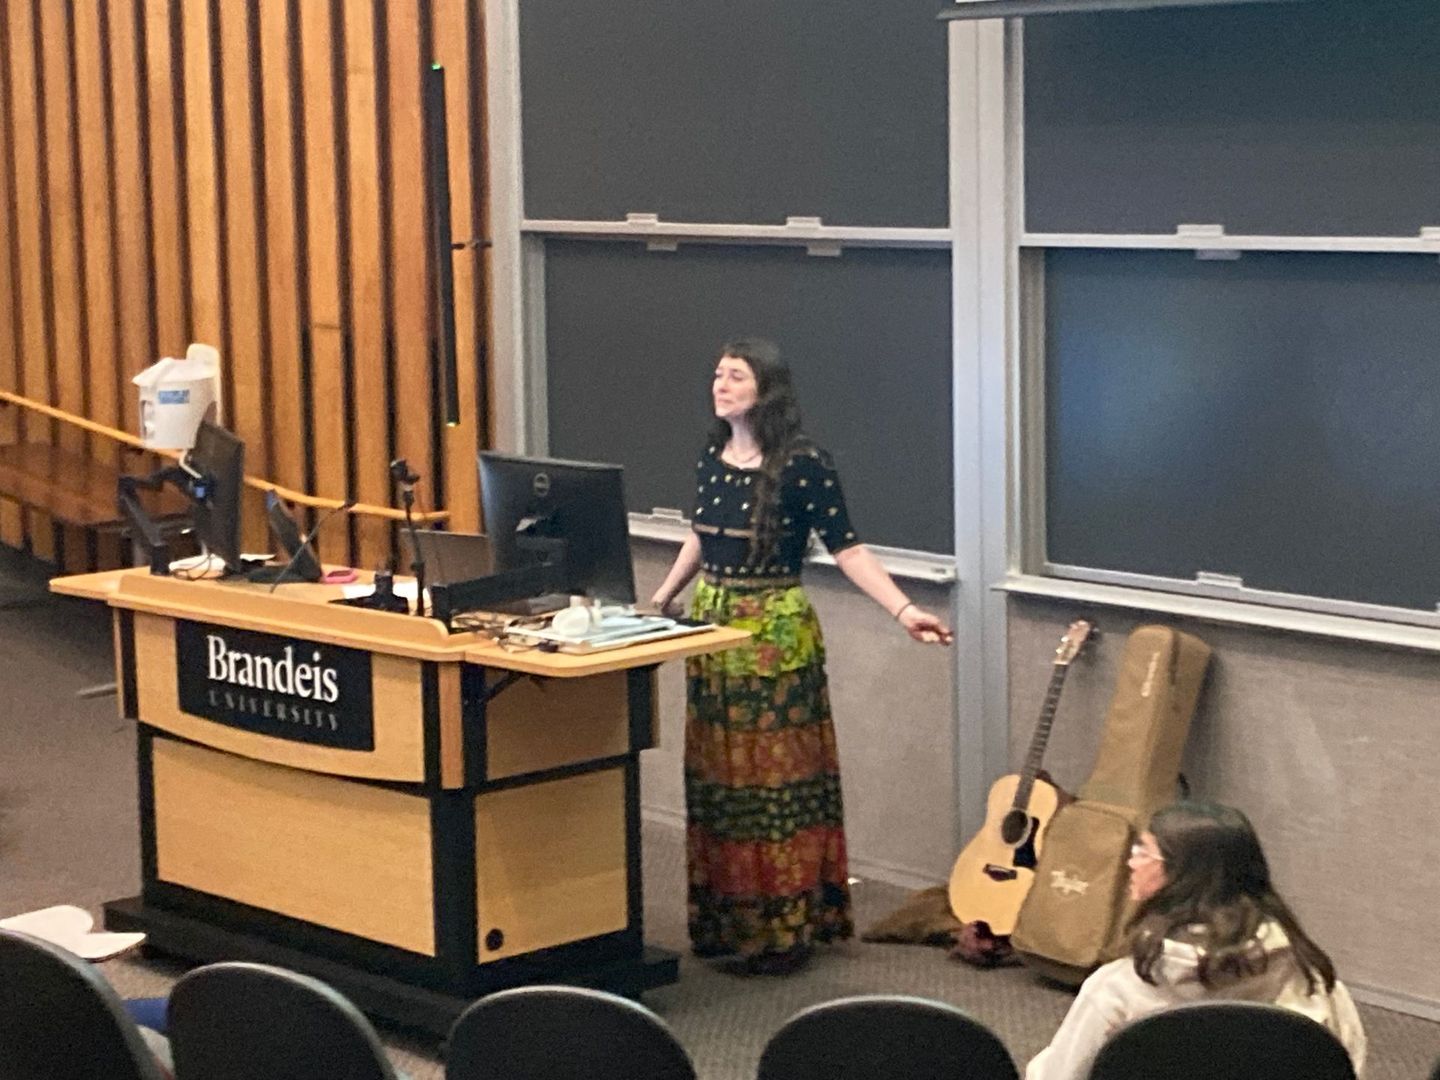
[
  {"xmin": 487, "ymin": 592, "xmax": 569, "ymax": 617},
  {"xmin": 245, "ymin": 562, "xmax": 321, "ymax": 586}
]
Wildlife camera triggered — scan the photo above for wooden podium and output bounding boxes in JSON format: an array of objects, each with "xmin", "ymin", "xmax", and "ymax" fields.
[{"xmin": 51, "ymin": 569, "xmax": 746, "ymax": 1032}]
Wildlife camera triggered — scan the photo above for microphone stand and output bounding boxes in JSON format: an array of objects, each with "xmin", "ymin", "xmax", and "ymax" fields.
[{"xmin": 391, "ymin": 458, "xmax": 427, "ymax": 616}]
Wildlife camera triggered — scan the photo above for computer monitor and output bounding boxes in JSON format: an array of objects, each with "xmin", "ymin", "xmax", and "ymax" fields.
[
  {"xmin": 181, "ymin": 419, "xmax": 245, "ymax": 574},
  {"xmin": 403, "ymin": 529, "xmax": 495, "ymax": 588},
  {"xmin": 479, "ymin": 452, "xmax": 636, "ymax": 605}
]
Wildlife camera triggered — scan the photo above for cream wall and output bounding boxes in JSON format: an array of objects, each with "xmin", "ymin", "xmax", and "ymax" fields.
[
  {"xmin": 632, "ymin": 540, "xmax": 960, "ymax": 887},
  {"xmin": 1008, "ymin": 594, "xmax": 1440, "ymax": 1014}
]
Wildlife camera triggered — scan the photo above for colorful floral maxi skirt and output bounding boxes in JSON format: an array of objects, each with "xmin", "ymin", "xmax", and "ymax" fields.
[{"xmin": 685, "ymin": 578, "xmax": 854, "ymax": 957}]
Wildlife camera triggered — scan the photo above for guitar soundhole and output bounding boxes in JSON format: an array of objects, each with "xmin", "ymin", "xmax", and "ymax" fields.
[
  {"xmin": 1014, "ymin": 819, "xmax": 1039, "ymax": 870},
  {"xmin": 1000, "ymin": 809, "xmax": 1031, "ymax": 846}
]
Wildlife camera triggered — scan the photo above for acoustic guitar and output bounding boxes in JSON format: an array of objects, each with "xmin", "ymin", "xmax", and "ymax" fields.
[{"xmin": 947, "ymin": 619, "xmax": 1094, "ymax": 935}]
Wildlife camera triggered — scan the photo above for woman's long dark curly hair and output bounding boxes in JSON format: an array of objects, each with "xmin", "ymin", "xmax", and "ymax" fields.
[
  {"xmin": 1128, "ymin": 801, "xmax": 1336, "ymax": 994},
  {"xmin": 707, "ymin": 338, "xmax": 817, "ymax": 567}
]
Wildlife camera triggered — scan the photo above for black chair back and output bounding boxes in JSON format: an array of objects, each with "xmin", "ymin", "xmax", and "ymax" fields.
[
  {"xmin": 167, "ymin": 961, "xmax": 399, "ymax": 1080},
  {"xmin": 445, "ymin": 985, "xmax": 696, "ymax": 1080},
  {"xmin": 1086, "ymin": 1001, "xmax": 1356, "ymax": 1080},
  {"xmin": 0, "ymin": 928, "xmax": 167, "ymax": 1080},
  {"xmin": 756, "ymin": 994, "xmax": 1018, "ymax": 1080}
]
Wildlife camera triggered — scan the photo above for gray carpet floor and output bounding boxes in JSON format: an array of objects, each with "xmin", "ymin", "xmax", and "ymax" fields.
[{"xmin": 2, "ymin": 547, "xmax": 1438, "ymax": 1079}]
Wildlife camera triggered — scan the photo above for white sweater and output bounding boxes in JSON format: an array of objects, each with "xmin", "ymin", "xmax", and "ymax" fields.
[{"xmin": 1024, "ymin": 922, "xmax": 1367, "ymax": 1080}]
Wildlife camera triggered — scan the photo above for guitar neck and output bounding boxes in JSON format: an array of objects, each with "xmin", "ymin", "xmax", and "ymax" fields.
[{"xmin": 1012, "ymin": 663, "xmax": 1068, "ymax": 811}]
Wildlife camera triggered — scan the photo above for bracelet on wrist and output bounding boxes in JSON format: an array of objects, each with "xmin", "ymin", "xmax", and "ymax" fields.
[{"xmin": 893, "ymin": 601, "xmax": 915, "ymax": 621}]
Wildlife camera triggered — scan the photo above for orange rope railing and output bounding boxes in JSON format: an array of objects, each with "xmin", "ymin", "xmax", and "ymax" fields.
[{"xmin": 0, "ymin": 389, "xmax": 448, "ymax": 524}]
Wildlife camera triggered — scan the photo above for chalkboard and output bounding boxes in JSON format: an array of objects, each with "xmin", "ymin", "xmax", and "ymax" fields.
[
  {"xmin": 1024, "ymin": 0, "xmax": 1440, "ymax": 236},
  {"xmin": 518, "ymin": 0, "xmax": 948, "ymax": 227},
  {"xmin": 543, "ymin": 240, "xmax": 953, "ymax": 554},
  {"xmin": 1044, "ymin": 248, "xmax": 1440, "ymax": 612}
]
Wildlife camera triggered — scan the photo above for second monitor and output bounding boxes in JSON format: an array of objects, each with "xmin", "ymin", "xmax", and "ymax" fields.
[
  {"xmin": 181, "ymin": 419, "xmax": 245, "ymax": 575},
  {"xmin": 479, "ymin": 452, "xmax": 636, "ymax": 606}
]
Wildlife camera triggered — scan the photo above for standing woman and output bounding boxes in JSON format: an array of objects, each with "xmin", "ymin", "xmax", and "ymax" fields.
[{"xmin": 650, "ymin": 339, "xmax": 951, "ymax": 974}]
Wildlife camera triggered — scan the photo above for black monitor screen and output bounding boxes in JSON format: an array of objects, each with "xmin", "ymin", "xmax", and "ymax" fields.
[
  {"xmin": 264, "ymin": 491, "xmax": 321, "ymax": 583},
  {"xmin": 183, "ymin": 420, "xmax": 245, "ymax": 573},
  {"xmin": 479, "ymin": 452, "xmax": 636, "ymax": 604}
]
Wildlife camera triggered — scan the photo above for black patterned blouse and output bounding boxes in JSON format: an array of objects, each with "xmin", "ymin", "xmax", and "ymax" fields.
[{"xmin": 691, "ymin": 443, "xmax": 860, "ymax": 581}]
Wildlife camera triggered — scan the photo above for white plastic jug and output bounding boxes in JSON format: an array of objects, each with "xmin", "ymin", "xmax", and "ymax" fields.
[{"xmin": 133, "ymin": 343, "xmax": 221, "ymax": 449}]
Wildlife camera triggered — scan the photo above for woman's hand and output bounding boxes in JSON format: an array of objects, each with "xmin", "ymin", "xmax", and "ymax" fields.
[
  {"xmin": 898, "ymin": 604, "xmax": 953, "ymax": 645},
  {"xmin": 651, "ymin": 590, "xmax": 682, "ymax": 617}
]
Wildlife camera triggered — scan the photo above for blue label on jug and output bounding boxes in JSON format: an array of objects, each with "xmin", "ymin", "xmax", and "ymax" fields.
[{"xmin": 157, "ymin": 389, "xmax": 190, "ymax": 404}]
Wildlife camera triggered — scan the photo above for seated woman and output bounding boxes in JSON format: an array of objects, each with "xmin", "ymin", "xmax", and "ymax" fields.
[{"xmin": 1025, "ymin": 801, "xmax": 1367, "ymax": 1080}]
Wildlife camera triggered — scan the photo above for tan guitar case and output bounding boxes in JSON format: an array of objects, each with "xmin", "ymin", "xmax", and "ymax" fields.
[{"xmin": 1010, "ymin": 624, "xmax": 1211, "ymax": 985}]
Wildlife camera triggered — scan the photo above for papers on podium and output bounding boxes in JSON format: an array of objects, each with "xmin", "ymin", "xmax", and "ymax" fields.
[{"xmin": 510, "ymin": 614, "xmax": 714, "ymax": 654}]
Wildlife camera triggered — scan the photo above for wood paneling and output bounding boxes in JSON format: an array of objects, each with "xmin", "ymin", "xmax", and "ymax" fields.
[
  {"xmin": 107, "ymin": 0, "xmax": 152, "ymax": 440},
  {"xmin": 258, "ymin": 0, "xmax": 305, "ymax": 495},
  {"xmin": 387, "ymin": 3, "xmax": 433, "ymax": 519},
  {"xmin": 74, "ymin": 3, "xmax": 118, "ymax": 461},
  {"xmin": 145, "ymin": 0, "xmax": 188, "ymax": 356},
  {"xmin": 432, "ymin": 0, "xmax": 485, "ymax": 533},
  {"xmin": 6, "ymin": 0, "xmax": 55, "ymax": 561},
  {"xmin": 39, "ymin": 1, "xmax": 86, "ymax": 464},
  {"xmin": 217, "ymin": 1, "xmax": 269, "ymax": 550},
  {"xmin": 0, "ymin": 8, "xmax": 22, "ymax": 546},
  {"xmin": 181, "ymin": 0, "xmax": 223, "ymax": 358},
  {"xmin": 0, "ymin": 0, "xmax": 490, "ymax": 570},
  {"xmin": 297, "ymin": 0, "xmax": 349, "ymax": 565},
  {"xmin": 439, "ymin": 662, "xmax": 463, "ymax": 789},
  {"xmin": 132, "ymin": 611, "xmax": 430, "ymax": 783},
  {"xmin": 343, "ymin": 0, "xmax": 392, "ymax": 571},
  {"xmin": 483, "ymin": 670, "xmax": 631, "ymax": 780},
  {"xmin": 153, "ymin": 737, "xmax": 436, "ymax": 954},
  {"xmin": 473, "ymin": 768, "xmax": 628, "ymax": 962}
]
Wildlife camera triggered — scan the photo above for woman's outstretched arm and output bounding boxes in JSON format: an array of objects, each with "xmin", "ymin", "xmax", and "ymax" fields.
[
  {"xmin": 650, "ymin": 531, "xmax": 703, "ymax": 614},
  {"xmin": 833, "ymin": 544, "xmax": 953, "ymax": 644}
]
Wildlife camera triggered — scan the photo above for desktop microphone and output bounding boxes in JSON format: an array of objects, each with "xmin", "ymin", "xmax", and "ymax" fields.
[
  {"xmin": 267, "ymin": 500, "xmax": 356, "ymax": 593},
  {"xmin": 390, "ymin": 458, "xmax": 428, "ymax": 614}
]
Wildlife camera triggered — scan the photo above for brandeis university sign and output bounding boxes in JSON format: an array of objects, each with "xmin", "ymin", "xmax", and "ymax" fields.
[{"xmin": 175, "ymin": 621, "xmax": 375, "ymax": 751}]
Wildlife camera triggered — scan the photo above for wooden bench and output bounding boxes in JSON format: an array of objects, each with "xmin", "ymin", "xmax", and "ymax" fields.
[
  {"xmin": 0, "ymin": 442, "xmax": 187, "ymax": 529},
  {"xmin": 0, "ymin": 441, "xmax": 190, "ymax": 571},
  {"xmin": 0, "ymin": 388, "xmax": 449, "ymax": 575}
]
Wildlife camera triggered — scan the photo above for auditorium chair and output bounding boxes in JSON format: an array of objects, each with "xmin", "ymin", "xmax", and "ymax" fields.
[
  {"xmin": 167, "ymin": 961, "xmax": 401, "ymax": 1080},
  {"xmin": 445, "ymin": 984, "xmax": 697, "ymax": 1080},
  {"xmin": 756, "ymin": 994, "xmax": 1018, "ymax": 1080},
  {"xmin": 0, "ymin": 928, "xmax": 170, "ymax": 1080},
  {"xmin": 1085, "ymin": 1001, "xmax": 1356, "ymax": 1080}
]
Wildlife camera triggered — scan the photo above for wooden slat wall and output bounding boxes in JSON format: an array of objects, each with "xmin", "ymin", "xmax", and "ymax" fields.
[
  {"xmin": 40, "ymin": 0, "xmax": 90, "ymax": 571},
  {"xmin": 145, "ymin": 0, "xmax": 188, "ymax": 360},
  {"xmin": 6, "ymin": 0, "xmax": 56, "ymax": 562},
  {"xmin": 0, "ymin": 0, "xmax": 490, "ymax": 571},
  {"xmin": 343, "ymin": 0, "xmax": 392, "ymax": 571},
  {"xmin": 388, "ymin": 4, "xmax": 434, "ymax": 524},
  {"xmin": 74, "ymin": 2, "xmax": 124, "ymax": 568},
  {"xmin": 257, "ymin": 0, "xmax": 304, "ymax": 499},
  {"xmin": 298, "ymin": 0, "xmax": 348, "ymax": 566},
  {"xmin": 0, "ymin": 5, "xmax": 23, "ymax": 546},
  {"xmin": 431, "ymin": 0, "xmax": 484, "ymax": 534},
  {"xmin": 181, "ymin": 0, "xmax": 224, "ymax": 369},
  {"xmin": 108, "ymin": 0, "xmax": 151, "ymax": 445}
]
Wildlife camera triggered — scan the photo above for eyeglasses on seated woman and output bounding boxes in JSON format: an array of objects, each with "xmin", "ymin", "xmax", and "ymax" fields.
[{"xmin": 1025, "ymin": 800, "xmax": 1368, "ymax": 1080}]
